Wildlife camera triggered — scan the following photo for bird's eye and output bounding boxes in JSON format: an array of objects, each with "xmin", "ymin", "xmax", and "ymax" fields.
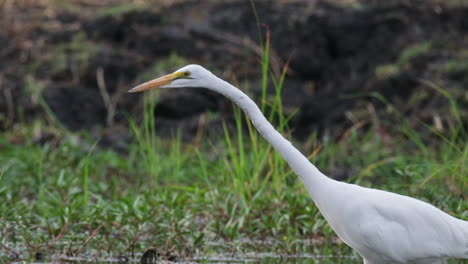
[{"xmin": 183, "ymin": 71, "xmax": 190, "ymax": 78}]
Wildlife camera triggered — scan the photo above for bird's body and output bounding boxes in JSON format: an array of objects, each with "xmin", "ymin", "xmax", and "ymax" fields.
[
  {"xmin": 130, "ymin": 64, "xmax": 468, "ymax": 264},
  {"xmin": 317, "ymin": 181, "xmax": 467, "ymax": 264}
]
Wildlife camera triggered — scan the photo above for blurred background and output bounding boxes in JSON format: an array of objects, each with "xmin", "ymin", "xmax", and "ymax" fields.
[
  {"xmin": 1, "ymin": 0, "xmax": 467, "ymax": 262},
  {"xmin": 1, "ymin": 0, "xmax": 467, "ymax": 148}
]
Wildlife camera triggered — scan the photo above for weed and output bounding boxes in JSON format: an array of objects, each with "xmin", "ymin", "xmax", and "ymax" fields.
[
  {"xmin": 397, "ymin": 41, "xmax": 432, "ymax": 65},
  {"xmin": 97, "ymin": 3, "xmax": 149, "ymax": 18}
]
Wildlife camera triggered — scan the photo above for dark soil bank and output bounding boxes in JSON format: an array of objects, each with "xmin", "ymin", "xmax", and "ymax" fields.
[{"xmin": 1, "ymin": 1, "xmax": 467, "ymax": 145}]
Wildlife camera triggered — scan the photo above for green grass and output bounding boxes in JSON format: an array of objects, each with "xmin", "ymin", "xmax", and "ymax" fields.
[
  {"xmin": 1, "ymin": 100, "xmax": 467, "ymax": 263},
  {"xmin": 375, "ymin": 41, "xmax": 433, "ymax": 79},
  {"xmin": 35, "ymin": 32, "xmax": 97, "ymax": 77},
  {"xmin": 397, "ymin": 41, "xmax": 432, "ymax": 65},
  {"xmin": 137, "ymin": 53, "xmax": 189, "ymax": 83},
  {"xmin": 1, "ymin": 36, "xmax": 467, "ymax": 264},
  {"xmin": 1, "ymin": 97, "xmax": 466, "ymax": 262},
  {"xmin": 96, "ymin": 3, "xmax": 149, "ymax": 18},
  {"xmin": 442, "ymin": 59, "xmax": 468, "ymax": 75}
]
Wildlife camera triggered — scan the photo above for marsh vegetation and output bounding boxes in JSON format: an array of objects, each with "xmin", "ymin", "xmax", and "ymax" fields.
[{"xmin": 0, "ymin": 0, "xmax": 467, "ymax": 263}]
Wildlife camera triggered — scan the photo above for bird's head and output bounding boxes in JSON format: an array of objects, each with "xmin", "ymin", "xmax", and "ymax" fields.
[{"xmin": 128, "ymin": 64, "xmax": 215, "ymax": 92}]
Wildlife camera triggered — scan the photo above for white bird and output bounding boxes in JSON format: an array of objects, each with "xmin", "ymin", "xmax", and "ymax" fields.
[{"xmin": 129, "ymin": 64, "xmax": 468, "ymax": 264}]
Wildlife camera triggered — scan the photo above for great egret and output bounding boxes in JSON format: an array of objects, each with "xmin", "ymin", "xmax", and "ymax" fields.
[{"xmin": 129, "ymin": 64, "xmax": 468, "ymax": 264}]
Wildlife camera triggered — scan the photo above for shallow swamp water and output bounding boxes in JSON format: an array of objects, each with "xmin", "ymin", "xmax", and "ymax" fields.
[{"xmin": 7, "ymin": 254, "xmax": 360, "ymax": 264}]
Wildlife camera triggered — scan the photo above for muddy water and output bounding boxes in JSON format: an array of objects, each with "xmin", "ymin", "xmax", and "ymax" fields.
[
  {"xmin": 9, "ymin": 254, "xmax": 360, "ymax": 264},
  {"xmin": 191, "ymin": 254, "xmax": 360, "ymax": 263}
]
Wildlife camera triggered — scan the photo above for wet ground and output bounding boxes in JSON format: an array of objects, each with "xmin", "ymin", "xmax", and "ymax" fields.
[
  {"xmin": 8, "ymin": 253, "xmax": 360, "ymax": 264},
  {"xmin": 2, "ymin": 237, "xmax": 360, "ymax": 264}
]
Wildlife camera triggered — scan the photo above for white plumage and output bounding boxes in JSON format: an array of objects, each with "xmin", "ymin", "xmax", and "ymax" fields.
[{"xmin": 130, "ymin": 64, "xmax": 468, "ymax": 264}]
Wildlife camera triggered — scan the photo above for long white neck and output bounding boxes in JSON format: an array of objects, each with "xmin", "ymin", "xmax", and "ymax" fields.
[{"xmin": 207, "ymin": 76, "xmax": 334, "ymax": 199}]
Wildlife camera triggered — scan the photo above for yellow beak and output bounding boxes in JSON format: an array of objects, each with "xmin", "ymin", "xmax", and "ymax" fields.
[{"xmin": 128, "ymin": 72, "xmax": 180, "ymax": 93}]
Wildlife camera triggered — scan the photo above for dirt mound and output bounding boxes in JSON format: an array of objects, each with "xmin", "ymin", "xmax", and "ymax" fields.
[{"xmin": 1, "ymin": 0, "xmax": 467, "ymax": 144}]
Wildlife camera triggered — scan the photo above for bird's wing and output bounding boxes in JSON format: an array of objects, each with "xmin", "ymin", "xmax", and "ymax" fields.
[{"xmin": 351, "ymin": 189, "xmax": 467, "ymax": 262}]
